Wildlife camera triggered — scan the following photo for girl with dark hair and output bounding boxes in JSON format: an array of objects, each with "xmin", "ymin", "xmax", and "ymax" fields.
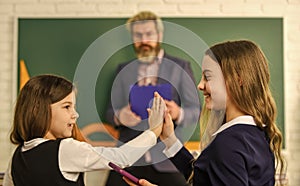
[{"xmin": 3, "ymin": 74, "xmax": 165, "ymax": 186}]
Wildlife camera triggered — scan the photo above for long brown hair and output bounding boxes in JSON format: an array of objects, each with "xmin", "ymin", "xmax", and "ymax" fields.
[
  {"xmin": 205, "ymin": 40, "xmax": 285, "ymax": 184},
  {"xmin": 10, "ymin": 74, "xmax": 74, "ymax": 145}
]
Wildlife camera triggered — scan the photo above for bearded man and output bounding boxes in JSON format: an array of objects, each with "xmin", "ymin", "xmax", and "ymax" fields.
[{"xmin": 105, "ymin": 11, "xmax": 201, "ymax": 186}]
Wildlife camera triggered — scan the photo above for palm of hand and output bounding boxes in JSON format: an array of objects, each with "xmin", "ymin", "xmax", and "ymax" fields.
[{"xmin": 148, "ymin": 93, "xmax": 166, "ymax": 129}]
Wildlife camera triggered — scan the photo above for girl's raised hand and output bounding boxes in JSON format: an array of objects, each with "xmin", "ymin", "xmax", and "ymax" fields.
[
  {"xmin": 160, "ymin": 113, "xmax": 177, "ymax": 149},
  {"xmin": 147, "ymin": 92, "xmax": 166, "ymax": 137}
]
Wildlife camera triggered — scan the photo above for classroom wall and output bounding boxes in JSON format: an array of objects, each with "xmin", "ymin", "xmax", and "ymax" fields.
[{"xmin": 0, "ymin": 0, "xmax": 299, "ymax": 185}]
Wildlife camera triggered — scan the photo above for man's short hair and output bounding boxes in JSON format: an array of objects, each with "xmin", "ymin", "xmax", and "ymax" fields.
[{"xmin": 126, "ymin": 11, "xmax": 164, "ymax": 33}]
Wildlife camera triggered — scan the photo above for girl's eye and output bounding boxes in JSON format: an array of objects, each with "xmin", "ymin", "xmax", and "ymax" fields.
[
  {"xmin": 204, "ymin": 74, "xmax": 211, "ymax": 81},
  {"xmin": 64, "ymin": 105, "xmax": 70, "ymax": 109}
]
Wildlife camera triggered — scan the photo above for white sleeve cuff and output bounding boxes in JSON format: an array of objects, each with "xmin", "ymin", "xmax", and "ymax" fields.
[{"xmin": 163, "ymin": 139, "xmax": 183, "ymax": 158}]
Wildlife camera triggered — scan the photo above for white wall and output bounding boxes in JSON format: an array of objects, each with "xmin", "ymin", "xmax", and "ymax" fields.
[{"xmin": 0, "ymin": 0, "xmax": 299, "ymax": 185}]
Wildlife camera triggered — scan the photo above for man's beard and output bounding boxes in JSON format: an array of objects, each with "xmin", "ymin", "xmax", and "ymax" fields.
[{"xmin": 135, "ymin": 43, "xmax": 161, "ymax": 63}]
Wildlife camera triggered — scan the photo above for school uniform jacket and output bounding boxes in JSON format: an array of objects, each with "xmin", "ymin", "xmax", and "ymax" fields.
[{"xmin": 168, "ymin": 116, "xmax": 275, "ymax": 185}]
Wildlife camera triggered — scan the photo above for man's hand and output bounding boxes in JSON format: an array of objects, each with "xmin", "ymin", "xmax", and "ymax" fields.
[
  {"xmin": 147, "ymin": 92, "xmax": 166, "ymax": 137},
  {"xmin": 164, "ymin": 100, "xmax": 180, "ymax": 121},
  {"xmin": 118, "ymin": 105, "xmax": 142, "ymax": 127}
]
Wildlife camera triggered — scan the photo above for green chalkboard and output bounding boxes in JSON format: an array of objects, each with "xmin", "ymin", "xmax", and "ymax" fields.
[{"xmin": 18, "ymin": 18, "xmax": 284, "ymax": 143}]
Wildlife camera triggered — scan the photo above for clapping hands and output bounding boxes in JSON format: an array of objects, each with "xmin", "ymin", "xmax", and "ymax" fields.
[
  {"xmin": 123, "ymin": 92, "xmax": 178, "ymax": 186},
  {"xmin": 148, "ymin": 92, "xmax": 177, "ymax": 148}
]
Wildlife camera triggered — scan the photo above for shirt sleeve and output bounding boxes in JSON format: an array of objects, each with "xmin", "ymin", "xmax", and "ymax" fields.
[
  {"xmin": 59, "ymin": 130, "xmax": 156, "ymax": 181},
  {"xmin": 163, "ymin": 138, "xmax": 183, "ymax": 158}
]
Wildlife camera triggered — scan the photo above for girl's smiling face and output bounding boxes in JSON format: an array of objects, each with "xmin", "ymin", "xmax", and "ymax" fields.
[
  {"xmin": 197, "ymin": 55, "xmax": 227, "ymax": 111},
  {"xmin": 46, "ymin": 91, "xmax": 79, "ymax": 139}
]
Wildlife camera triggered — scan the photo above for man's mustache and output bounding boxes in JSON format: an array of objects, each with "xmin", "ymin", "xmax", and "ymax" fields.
[{"xmin": 139, "ymin": 44, "xmax": 153, "ymax": 50}]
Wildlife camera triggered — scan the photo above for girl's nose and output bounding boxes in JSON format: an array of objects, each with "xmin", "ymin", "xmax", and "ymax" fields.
[
  {"xmin": 72, "ymin": 111, "xmax": 79, "ymax": 119},
  {"xmin": 198, "ymin": 77, "xmax": 205, "ymax": 91}
]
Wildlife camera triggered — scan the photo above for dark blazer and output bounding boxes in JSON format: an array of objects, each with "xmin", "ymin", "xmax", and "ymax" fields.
[
  {"xmin": 106, "ymin": 53, "xmax": 201, "ymax": 171},
  {"xmin": 170, "ymin": 125, "xmax": 275, "ymax": 185}
]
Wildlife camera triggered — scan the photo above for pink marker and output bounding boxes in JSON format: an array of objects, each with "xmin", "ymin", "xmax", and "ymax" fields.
[{"xmin": 108, "ymin": 162, "xmax": 141, "ymax": 185}]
